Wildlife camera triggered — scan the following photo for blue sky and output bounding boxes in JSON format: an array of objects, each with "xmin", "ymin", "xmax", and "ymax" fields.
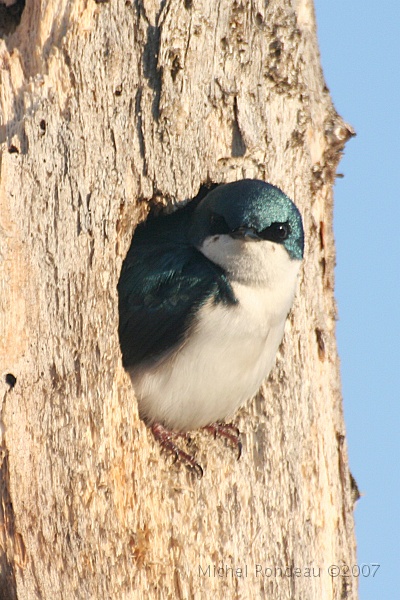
[{"xmin": 314, "ymin": 2, "xmax": 400, "ymax": 598}]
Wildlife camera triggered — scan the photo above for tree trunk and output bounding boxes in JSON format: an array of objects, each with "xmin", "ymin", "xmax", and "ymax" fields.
[{"xmin": 0, "ymin": 0, "xmax": 357, "ymax": 598}]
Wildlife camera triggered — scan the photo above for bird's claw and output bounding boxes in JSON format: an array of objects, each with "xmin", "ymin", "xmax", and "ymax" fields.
[
  {"xmin": 203, "ymin": 422, "xmax": 242, "ymax": 460},
  {"xmin": 151, "ymin": 422, "xmax": 203, "ymax": 478}
]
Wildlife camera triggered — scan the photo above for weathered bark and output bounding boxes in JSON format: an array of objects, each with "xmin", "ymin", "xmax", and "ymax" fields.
[{"xmin": 0, "ymin": 0, "xmax": 356, "ymax": 598}]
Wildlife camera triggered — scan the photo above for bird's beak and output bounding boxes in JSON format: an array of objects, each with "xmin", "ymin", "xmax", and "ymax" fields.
[{"xmin": 230, "ymin": 227, "xmax": 261, "ymax": 241}]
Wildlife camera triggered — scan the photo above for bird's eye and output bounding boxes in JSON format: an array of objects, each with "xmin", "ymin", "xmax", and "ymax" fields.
[
  {"xmin": 259, "ymin": 221, "xmax": 291, "ymax": 243},
  {"xmin": 209, "ymin": 213, "xmax": 231, "ymax": 235},
  {"xmin": 275, "ymin": 223, "xmax": 289, "ymax": 240}
]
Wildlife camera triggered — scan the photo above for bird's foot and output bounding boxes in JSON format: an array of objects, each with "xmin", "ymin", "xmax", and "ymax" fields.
[
  {"xmin": 150, "ymin": 422, "xmax": 203, "ymax": 478},
  {"xmin": 203, "ymin": 422, "xmax": 242, "ymax": 459}
]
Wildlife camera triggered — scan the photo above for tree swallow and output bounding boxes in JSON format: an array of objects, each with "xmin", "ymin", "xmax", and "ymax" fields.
[{"xmin": 118, "ymin": 179, "xmax": 304, "ymax": 472}]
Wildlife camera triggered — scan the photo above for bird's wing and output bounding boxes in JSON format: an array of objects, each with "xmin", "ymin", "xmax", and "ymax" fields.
[{"xmin": 118, "ymin": 221, "xmax": 236, "ymax": 368}]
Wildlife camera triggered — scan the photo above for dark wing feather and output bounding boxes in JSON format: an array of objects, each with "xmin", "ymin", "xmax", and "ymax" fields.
[{"xmin": 117, "ymin": 208, "xmax": 236, "ymax": 368}]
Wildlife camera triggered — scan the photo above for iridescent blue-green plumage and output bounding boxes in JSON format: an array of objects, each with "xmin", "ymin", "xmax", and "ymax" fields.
[{"xmin": 189, "ymin": 179, "xmax": 304, "ymax": 260}]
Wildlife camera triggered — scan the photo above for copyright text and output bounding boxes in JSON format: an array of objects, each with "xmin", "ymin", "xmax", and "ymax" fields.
[{"xmin": 198, "ymin": 563, "xmax": 380, "ymax": 579}]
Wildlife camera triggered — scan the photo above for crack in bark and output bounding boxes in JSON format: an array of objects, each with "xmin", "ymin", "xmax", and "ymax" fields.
[
  {"xmin": 0, "ymin": 448, "xmax": 18, "ymax": 600},
  {"xmin": 142, "ymin": 3, "xmax": 165, "ymax": 122}
]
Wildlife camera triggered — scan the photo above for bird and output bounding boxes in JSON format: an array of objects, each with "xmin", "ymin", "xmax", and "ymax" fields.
[{"xmin": 118, "ymin": 179, "xmax": 304, "ymax": 474}]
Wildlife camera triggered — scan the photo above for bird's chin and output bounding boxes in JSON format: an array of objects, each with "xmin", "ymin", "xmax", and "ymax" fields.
[{"xmin": 199, "ymin": 235, "xmax": 293, "ymax": 287}]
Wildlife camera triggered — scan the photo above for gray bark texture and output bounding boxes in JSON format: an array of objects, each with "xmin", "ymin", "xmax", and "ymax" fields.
[{"xmin": 0, "ymin": 0, "xmax": 357, "ymax": 598}]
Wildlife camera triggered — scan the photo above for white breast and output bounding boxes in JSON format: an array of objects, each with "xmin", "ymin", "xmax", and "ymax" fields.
[{"xmin": 130, "ymin": 242, "xmax": 301, "ymax": 432}]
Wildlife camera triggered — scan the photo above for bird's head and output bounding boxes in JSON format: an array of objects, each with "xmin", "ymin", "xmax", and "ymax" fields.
[{"xmin": 189, "ymin": 179, "xmax": 304, "ymax": 285}]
